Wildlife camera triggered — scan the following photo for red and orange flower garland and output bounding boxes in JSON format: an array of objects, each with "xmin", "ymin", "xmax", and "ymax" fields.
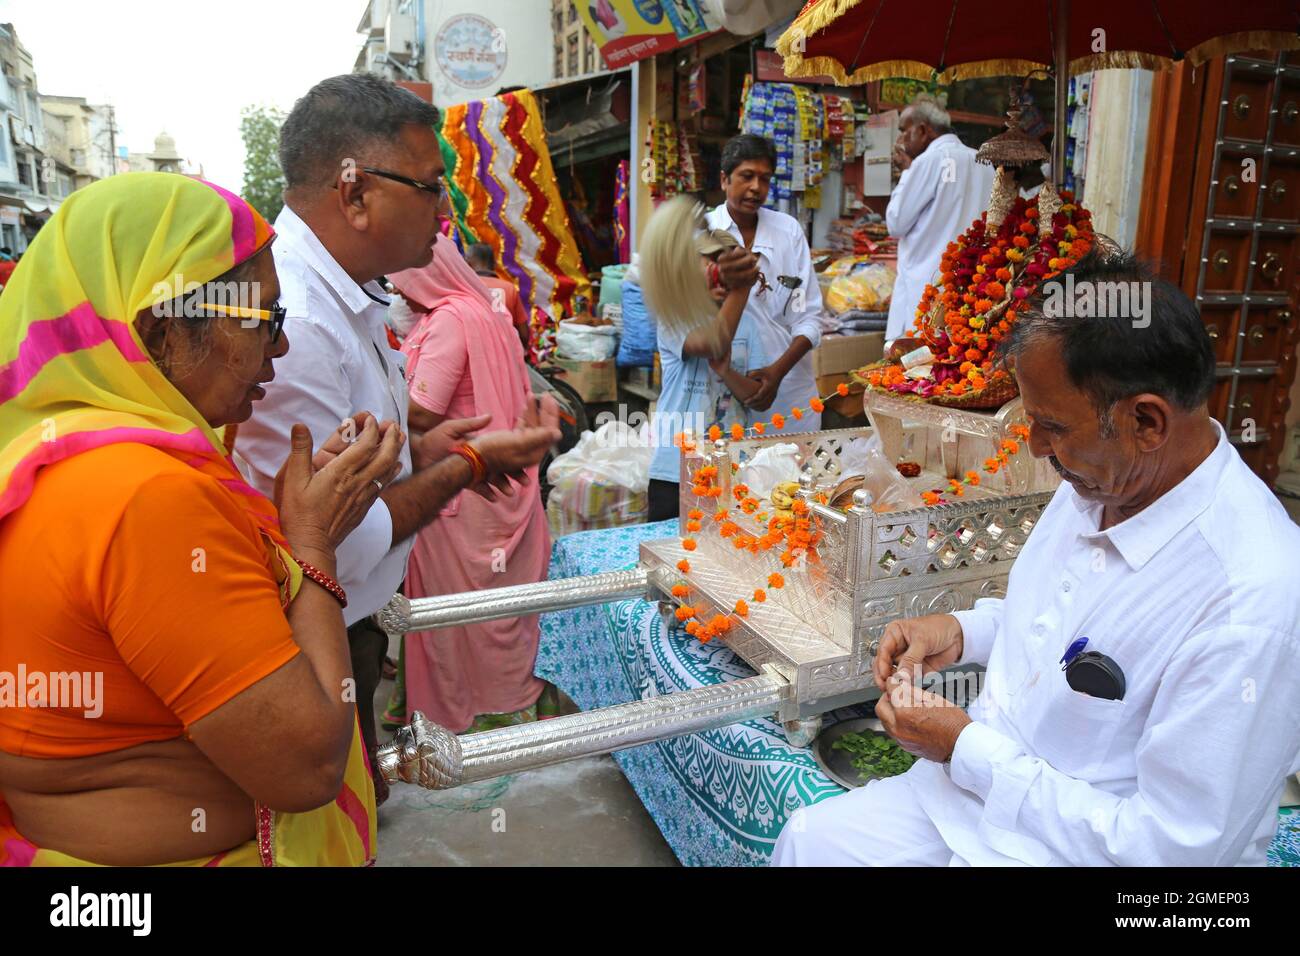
[{"xmin": 864, "ymin": 192, "xmax": 1094, "ymax": 401}]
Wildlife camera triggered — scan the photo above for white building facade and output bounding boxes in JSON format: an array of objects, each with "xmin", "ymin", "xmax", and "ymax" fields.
[{"xmin": 355, "ymin": 0, "xmax": 552, "ymax": 108}]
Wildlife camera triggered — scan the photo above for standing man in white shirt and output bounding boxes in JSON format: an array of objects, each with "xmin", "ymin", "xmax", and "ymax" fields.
[
  {"xmin": 774, "ymin": 249, "xmax": 1300, "ymax": 866},
  {"xmin": 235, "ymin": 74, "xmax": 560, "ymax": 802},
  {"xmin": 706, "ymin": 134, "xmax": 824, "ymax": 433},
  {"xmin": 885, "ymin": 95, "xmax": 994, "ymax": 341}
]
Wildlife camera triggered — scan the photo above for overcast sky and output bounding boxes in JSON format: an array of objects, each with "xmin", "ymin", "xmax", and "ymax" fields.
[{"xmin": 0, "ymin": 0, "xmax": 367, "ymax": 189}]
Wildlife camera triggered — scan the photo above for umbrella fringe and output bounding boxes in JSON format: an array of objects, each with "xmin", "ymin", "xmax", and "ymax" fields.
[
  {"xmin": 774, "ymin": 0, "xmax": 873, "ymax": 58},
  {"xmin": 778, "ymin": 20, "xmax": 1299, "ymax": 85}
]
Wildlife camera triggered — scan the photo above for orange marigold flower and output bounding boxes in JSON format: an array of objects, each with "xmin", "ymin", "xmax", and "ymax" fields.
[
  {"xmin": 964, "ymin": 348, "xmax": 982, "ymax": 362},
  {"xmin": 771, "ymin": 413, "xmax": 786, "ymax": 430},
  {"xmin": 730, "ymin": 423, "xmax": 745, "ymax": 441},
  {"xmin": 1012, "ymin": 235, "xmax": 1030, "ymax": 249},
  {"xmin": 753, "ymin": 421, "xmax": 766, "ymax": 435},
  {"xmin": 675, "ymin": 605, "xmax": 695, "ymax": 622},
  {"xmin": 687, "ymin": 509, "xmax": 703, "ymax": 521},
  {"xmin": 671, "ymin": 584, "xmax": 689, "ymax": 598},
  {"xmin": 983, "ymin": 458, "xmax": 1000, "ymax": 474},
  {"xmin": 741, "ymin": 497, "xmax": 759, "ymax": 514},
  {"xmin": 809, "ymin": 397, "xmax": 825, "ymax": 413},
  {"xmin": 685, "ymin": 519, "xmax": 701, "ymax": 533},
  {"xmin": 791, "ymin": 406, "xmax": 804, "ymax": 420},
  {"xmin": 733, "ymin": 534, "xmax": 751, "ymax": 550},
  {"xmin": 719, "ymin": 521, "xmax": 739, "ymax": 538},
  {"xmin": 682, "ymin": 538, "xmax": 697, "ymax": 551},
  {"xmin": 677, "ymin": 559, "xmax": 691, "ymax": 573},
  {"xmin": 1001, "ymin": 439, "xmax": 1020, "ymax": 454},
  {"xmin": 965, "ymin": 470, "xmax": 980, "ymax": 483},
  {"xmin": 768, "ymin": 572, "xmax": 785, "ymax": 589},
  {"xmin": 732, "ymin": 483, "xmax": 750, "ymax": 500},
  {"xmin": 708, "ymin": 425, "xmax": 721, "ymax": 441},
  {"xmin": 734, "ymin": 600, "xmax": 749, "ymax": 617},
  {"xmin": 921, "ymin": 491, "xmax": 941, "ymax": 506},
  {"xmin": 836, "ymin": 383, "xmax": 850, "ymax": 397},
  {"xmin": 691, "ymin": 485, "xmax": 709, "ymax": 497},
  {"xmin": 780, "ymin": 550, "xmax": 797, "ymax": 567},
  {"xmin": 709, "ymin": 614, "xmax": 732, "ymax": 634},
  {"xmin": 753, "ymin": 588, "xmax": 767, "ymax": 603},
  {"xmin": 713, "ymin": 507, "xmax": 730, "ymax": 522}
]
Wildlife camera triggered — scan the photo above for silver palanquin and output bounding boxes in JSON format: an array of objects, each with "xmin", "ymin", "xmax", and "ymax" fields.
[{"xmin": 375, "ymin": 393, "xmax": 1059, "ymax": 790}]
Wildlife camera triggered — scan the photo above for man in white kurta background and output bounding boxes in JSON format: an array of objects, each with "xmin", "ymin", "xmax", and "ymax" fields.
[
  {"xmin": 774, "ymin": 251, "xmax": 1300, "ymax": 866},
  {"xmin": 885, "ymin": 95, "xmax": 994, "ymax": 340},
  {"xmin": 706, "ymin": 134, "xmax": 824, "ymax": 433}
]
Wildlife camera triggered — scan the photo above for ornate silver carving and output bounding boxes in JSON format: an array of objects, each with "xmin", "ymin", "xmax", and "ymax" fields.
[{"xmin": 376, "ymin": 711, "xmax": 463, "ymax": 789}]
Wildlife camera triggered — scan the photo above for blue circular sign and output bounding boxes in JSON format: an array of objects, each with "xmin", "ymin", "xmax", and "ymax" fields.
[{"xmin": 434, "ymin": 14, "xmax": 508, "ymax": 90}]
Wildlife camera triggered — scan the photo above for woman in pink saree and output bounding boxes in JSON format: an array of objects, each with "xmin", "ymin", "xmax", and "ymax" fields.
[{"xmin": 389, "ymin": 237, "xmax": 555, "ymax": 733}]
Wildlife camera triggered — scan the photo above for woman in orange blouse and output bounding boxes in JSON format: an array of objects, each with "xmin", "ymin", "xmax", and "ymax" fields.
[{"xmin": 0, "ymin": 174, "xmax": 405, "ymax": 866}]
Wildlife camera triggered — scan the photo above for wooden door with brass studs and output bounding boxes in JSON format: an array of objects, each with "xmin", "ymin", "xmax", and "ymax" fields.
[{"xmin": 1139, "ymin": 52, "xmax": 1300, "ymax": 485}]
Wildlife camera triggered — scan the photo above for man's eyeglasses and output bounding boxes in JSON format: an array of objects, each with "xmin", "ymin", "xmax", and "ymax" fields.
[
  {"xmin": 360, "ymin": 166, "xmax": 446, "ymax": 200},
  {"xmin": 198, "ymin": 301, "xmax": 287, "ymax": 344}
]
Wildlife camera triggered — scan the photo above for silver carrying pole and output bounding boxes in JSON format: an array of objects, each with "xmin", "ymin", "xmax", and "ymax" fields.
[{"xmin": 377, "ymin": 669, "xmax": 791, "ymax": 790}]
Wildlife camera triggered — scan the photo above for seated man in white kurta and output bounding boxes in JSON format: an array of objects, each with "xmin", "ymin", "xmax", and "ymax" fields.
[{"xmin": 773, "ymin": 249, "xmax": 1300, "ymax": 866}]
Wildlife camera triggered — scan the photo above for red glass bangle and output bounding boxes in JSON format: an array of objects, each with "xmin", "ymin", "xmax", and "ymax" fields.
[
  {"xmin": 452, "ymin": 443, "xmax": 488, "ymax": 485},
  {"xmin": 294, "ymin": 558, "xmax": 347, "ymax": 609}
]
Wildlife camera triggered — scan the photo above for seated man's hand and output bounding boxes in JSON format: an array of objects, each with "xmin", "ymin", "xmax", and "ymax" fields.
[
  {"xmin": 872, "ymin": 613, "xmax": 964, "ymax": 691},
  {"xmin": 412, "ymin": 414, "xmax": 492, "ymax": 471},
  {"xmin": 875, "ymin": 668, "xmax": 971, "ymax": 762}
]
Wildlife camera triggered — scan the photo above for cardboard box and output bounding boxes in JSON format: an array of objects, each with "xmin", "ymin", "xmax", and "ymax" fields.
[
  {"xmin": 553, "ymin": 357, "xmax": 618, "ymax": 403},
  {"xmin": 812, "ymin": 331, "xmax": 885, "ymax": 378},
  {"xmin": 816, "ymin": 372, "xmax": 866, "ymax": 418}
]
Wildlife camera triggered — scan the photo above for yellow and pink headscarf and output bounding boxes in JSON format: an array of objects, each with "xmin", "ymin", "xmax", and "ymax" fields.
[{"xmin": 0, "ymin": 172, "xmax": 278, "ymax": 531}]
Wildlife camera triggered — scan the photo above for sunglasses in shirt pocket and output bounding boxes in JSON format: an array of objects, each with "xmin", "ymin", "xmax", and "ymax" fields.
[{"xmin": 1025, "ymin": 666, "xmax": 1129, "ymax": 779}]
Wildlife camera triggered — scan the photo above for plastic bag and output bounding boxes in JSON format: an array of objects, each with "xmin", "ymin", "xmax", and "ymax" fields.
[
  {"xmin": 545, "ymin": 421, "xmax": 651, "ymax": 534},
  {"xmin": 840, "ymin": 436, "xmax": 924, "ymax": 513},
  {"xmin": 557, "ymin": 320, "xmax": 618, "ymax": 361},
  {"xmin": 825, "ymin": 264, "xmax": 896, "ymax": 314},
  {"xmin": 546, "ymin": 420, "xmax": 652, "ymax": 492},
  {"xmin": 616, "ymin": 279, "xmax": 656, "ymax": 368},
  {"xmin": 735, "ymin": 443, "xmax": 801, "ymax": 501}
]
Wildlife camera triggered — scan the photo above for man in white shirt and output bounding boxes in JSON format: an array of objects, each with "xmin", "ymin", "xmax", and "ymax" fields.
[
  {"xmin": 885, "ymin": 95, "xmax": 994, "ymax": 341},
  {"xmin": 705, "ymin": 134, "xmax": 824, "ymax": 433},
  {"xmin": 235, "ymin": 74, "xmax": 559, "ymax": 799},
  {"xmin": 774, "ymin": 249, "xmax": 1300, "ymax": 866}
]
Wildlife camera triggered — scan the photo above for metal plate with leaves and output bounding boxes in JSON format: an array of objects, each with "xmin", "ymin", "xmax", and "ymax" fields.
[{"xmin": 812, "ymin": 717, "xmax": 902, "ymax": 790}]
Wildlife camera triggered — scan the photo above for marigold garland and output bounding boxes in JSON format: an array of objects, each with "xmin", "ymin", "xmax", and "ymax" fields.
[
  {"xmin": 862, "ymin": 192, "xmax": 1094, "ymax": 402},
  {"xmin": 668, "ymin": 392, "xmax": 1035, "ymax": 641}
]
